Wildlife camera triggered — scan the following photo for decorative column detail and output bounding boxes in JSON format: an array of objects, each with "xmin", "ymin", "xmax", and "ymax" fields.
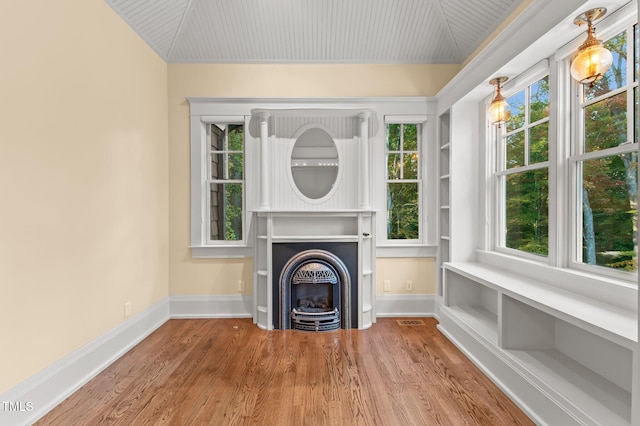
[
  {"xmin": 258, "ymin": 112, "xmax": 270, "ymax": 209},
  {"xmin": 358, "ymin": 112, "xmax": 371, "ymax": 209}
]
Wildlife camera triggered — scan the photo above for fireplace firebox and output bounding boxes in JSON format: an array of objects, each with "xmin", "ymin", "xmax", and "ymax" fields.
[
  {"xmin": 290, "ymin": 260, "xmax": 340, "ymax": 331},
  {"xmin": 273, "ymin": 243, "xmax": 358, "ymax": 330}
]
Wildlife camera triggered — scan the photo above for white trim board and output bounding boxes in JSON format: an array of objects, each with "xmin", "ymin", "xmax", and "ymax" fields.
[
  {"xmin": 169, "ymin": 294, "xmax": 436, "ymax": 318},
  {"xmin": 169, "ymin": 294, "xmax": 254, "ymax": 318},
  {"xmin": 0, "ymin": 298, "xmax": 170, "ymax": 426},
  {"xmin": 375, "ymin": 294, "xmax": 435, "ymax": 317}
]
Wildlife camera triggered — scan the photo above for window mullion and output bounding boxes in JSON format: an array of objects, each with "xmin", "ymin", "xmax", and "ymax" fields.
[
  {"xmin": 525, "ymin": 89, "xmax": 530, "ymax": 166},
  {"xmin": 572, "ymin": 142, "xmax": 638, "ymax": 162},
  {"xmin": 627, "ymin": 27, "xmax": 636, "ymax": 143},
  {"xmin": 223, "ymin": 128, "xmax": 229, "ymax": 180},
  {"xmin": 497, "ymin": 161, "xmax": 549, "ymax": 176},
  {"xmin": 400, "ymin": 124, "xmax": 405, "ymax": 180}
]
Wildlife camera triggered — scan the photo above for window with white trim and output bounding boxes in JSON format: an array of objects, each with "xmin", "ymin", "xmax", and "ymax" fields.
[
  {"xmin": 385, "ymin": 122, "xmax": 422, "ymax": 241},
  {"xmin": 571, "ymin": 23, "xmax": 638, "ymax": 275},
  {"xmin": 498, "ymin": 76, "xmax": 550, "ymax": 257},
  {"xmin": 207, "ymin": 123, "xmax": 244, "ymax": 242},
  {"xmin": 489, "ymin": 12, "xmax": 638, "ymax": 283}
]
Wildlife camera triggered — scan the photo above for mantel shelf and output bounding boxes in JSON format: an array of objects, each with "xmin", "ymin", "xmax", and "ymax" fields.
[{"xmin": 271, "ymin": 235, "xmax": 359, "ymax": 242}]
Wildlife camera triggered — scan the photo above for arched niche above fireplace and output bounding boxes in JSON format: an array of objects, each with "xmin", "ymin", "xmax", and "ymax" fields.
[{"xmin": 290, "ymin": 126, "xmax": 339, "ymax": 201}]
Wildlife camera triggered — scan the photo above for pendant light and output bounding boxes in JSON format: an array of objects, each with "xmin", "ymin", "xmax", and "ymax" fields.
[
  {"xmin": 570, "ymin": 7, "xmax": 613, "ymax": 86},
  {"xmin": 489, "ymin": 76, "xmax": 510, "ymax": 127}
]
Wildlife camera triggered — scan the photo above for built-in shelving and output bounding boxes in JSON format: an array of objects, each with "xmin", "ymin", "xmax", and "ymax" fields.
[
  {"xmin": 436, "ymin": 110, "xmax": 451, "ymax": 300},
  {"xmin": 439, "ymin": 262, "xmax": 638, "ymax": 425}
]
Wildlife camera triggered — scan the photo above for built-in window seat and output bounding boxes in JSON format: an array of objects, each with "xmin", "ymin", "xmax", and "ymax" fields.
[{"xmin": 438, "ymin": 261, "xmax": 638, "ymax": 426}]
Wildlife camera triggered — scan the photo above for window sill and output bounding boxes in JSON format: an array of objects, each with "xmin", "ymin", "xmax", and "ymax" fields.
[
  {"xmin": 475, "ymin": 250, "xmax": 637, "ymax": 313},
  {"xmin": 190, "ymin": 245, "xmax": 253, "ymax": 259}
]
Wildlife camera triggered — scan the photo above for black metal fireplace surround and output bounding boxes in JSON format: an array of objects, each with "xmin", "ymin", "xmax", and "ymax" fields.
[{"xmin": 272, "ymin": 242, "xmax": 358, "ymax": 330}]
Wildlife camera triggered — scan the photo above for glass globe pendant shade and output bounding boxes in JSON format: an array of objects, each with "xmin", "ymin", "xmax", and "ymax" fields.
[
  {"xmin": 489, "ymin": 96, "xmax": 510, "ymax": 126},
  {"xmin": 570, "ymin": 41, "xmax": 613, "ymax": 85},
  {"xmin": 570, "ymin": 8, "xmax": 613, "ymax": 86},
  {"xmin": 488, "ymin": 76, "xmax": 510, "ymax": 127}
]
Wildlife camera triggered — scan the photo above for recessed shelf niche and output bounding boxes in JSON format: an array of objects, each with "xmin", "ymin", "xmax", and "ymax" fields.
[{"xmin": 440, "ymin": 263, "xmax": 637, "ymax": 425}]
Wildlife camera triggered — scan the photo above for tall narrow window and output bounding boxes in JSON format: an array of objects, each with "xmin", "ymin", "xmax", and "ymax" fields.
[
  {"xmin": 209, "ymin": 123, "xmax": 244, "ymax": 241},
  {"xmin": 498, "ymin": 76, "xmax": 550, "ymax": 256},
  {"xmin": 386, "ymin": 123, "xmax": 421, "ymax": 240},
  {"xmin": 573, "ymin": 25, "xmax": 638, "ymax": 273}
]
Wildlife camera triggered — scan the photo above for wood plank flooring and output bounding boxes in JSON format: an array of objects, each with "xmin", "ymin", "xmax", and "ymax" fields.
[{"xmin": 36, "ymin": 318, "xmax": 534, "ymax": 425}]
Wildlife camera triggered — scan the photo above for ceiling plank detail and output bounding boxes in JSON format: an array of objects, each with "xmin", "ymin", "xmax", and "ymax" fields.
[{"xmin": 105, "ymin": 0, "xmax": 524, "ymax": 64}]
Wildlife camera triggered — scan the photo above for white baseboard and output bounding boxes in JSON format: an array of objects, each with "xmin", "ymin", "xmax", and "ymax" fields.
[
  {"xmin": 169, "ymin": 294, "xmax": 253, "ymax": 318},
  {"xmin": 0, "ymin": 297, "xmax": 170, "ymax": 426},
  {"xmin": 375, "ymin": 294, "xmax": 435, "ymax": 317},
  {"xmin": 168, "ymin": 294, "xmax": 434, "ymax": 319}
]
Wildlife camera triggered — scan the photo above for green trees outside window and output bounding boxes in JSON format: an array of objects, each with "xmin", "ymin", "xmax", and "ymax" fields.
[
  {"xmin": 501, "ymin": 76, "xmax": 550, "ymax": 256},
  {"xmin": 209, "ymin": 124, "xmax": 244, "ymax": 241},
  {"xmin": 505, "ymin": 169, "xmax": 549, "ymax": 255},
  {"xmin": 498, "ymin": 23, "xmax": 639, "ymax": 275},
  {"xmin": 386, "ymin": 123, "xmax": 420, "ymax": 240},
  {"xmin": 578, "ymin": 27, "xmax": 638, "ymax": 272}
]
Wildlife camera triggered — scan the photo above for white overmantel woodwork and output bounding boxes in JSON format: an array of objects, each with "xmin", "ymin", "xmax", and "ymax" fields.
[
  {"xmin": 249, "ymin": 106, "xmax": 377, "ymax": 330},
  {"xmin": 257, "ymin": 111, "xmax": 270, "ymax": 209},
  {"xmin": 251, "ymin": 107, "xmax": 374, "ymax": 212}
]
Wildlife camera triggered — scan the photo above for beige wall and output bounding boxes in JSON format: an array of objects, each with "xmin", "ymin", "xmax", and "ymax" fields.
[
  {"xmin": 168, "ymin": 64, "xmax": 456, "ymax": 295},
  {"xmin": 376, "ymin": 258, "xmax": 436, "ymax": 294},
  {"xmin": 0, "ymin": 0, "xmax": 169, "ymax": 393}
]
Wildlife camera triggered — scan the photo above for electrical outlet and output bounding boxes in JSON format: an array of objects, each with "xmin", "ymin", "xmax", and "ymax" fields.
[
  {"xmin": 124, "ymin": 301, "xmax": 132, "ymax": 318},
  {"xmin": 405, "ymin": 280, "xmax": 413, "ymax": 291},
  {"xmin": 383, "ymin": 280, "xmax": 391, "ymax": 292},
  {"xmin": 238, "ymin": 280, "xmax": 245, "ymax": 292}
]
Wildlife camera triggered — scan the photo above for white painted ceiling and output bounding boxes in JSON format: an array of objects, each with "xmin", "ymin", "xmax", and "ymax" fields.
[{"xmin": 105, "ymin": 0, "xmax": 524, "ymax": 64}]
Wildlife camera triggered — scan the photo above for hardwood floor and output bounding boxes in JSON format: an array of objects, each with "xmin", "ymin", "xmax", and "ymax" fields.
[{"xmin": 37, "ymin": 318, "xmax": 534, "ymax": 425}]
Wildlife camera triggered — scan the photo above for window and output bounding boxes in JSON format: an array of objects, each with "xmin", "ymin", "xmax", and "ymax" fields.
[
  {"xmin": 385, "ymin": 123, "xmax": 421, "ymax": 241},
  {"xmin": 208, "ymin": 123, "xmax": 244, "ymax": 242},
  {"xmin": 497, "ymin": 76, "xmax": 550, "ymax": 257},
  {"xmin": 488, "ymin": 11, "xmax": 638, "ymax": 283},
  {"xmin": 572, "ymin": 24, "xmax": 638, "ymax": 274}
]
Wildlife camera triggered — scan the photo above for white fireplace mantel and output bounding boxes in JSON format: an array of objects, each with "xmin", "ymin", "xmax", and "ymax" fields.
[
  {"xmin": 249, "ymin": 106, "xmax": 378, "ymax": 330},
  {"xmin": 253, "ymin": 209, "xmax": 376, "ymax": 330}
]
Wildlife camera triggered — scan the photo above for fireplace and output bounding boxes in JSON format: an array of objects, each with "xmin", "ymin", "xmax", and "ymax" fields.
[
  {"xmin": 273, "ymin": 242, "xmax": 358, "ymax": 330},
  {"xmin": 248, "ymin": 103, "xmax": 376, "ymax": 330},
  {"xmin": 285, "ymin": 252, "xmax": 343, "ymax": 331}
]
